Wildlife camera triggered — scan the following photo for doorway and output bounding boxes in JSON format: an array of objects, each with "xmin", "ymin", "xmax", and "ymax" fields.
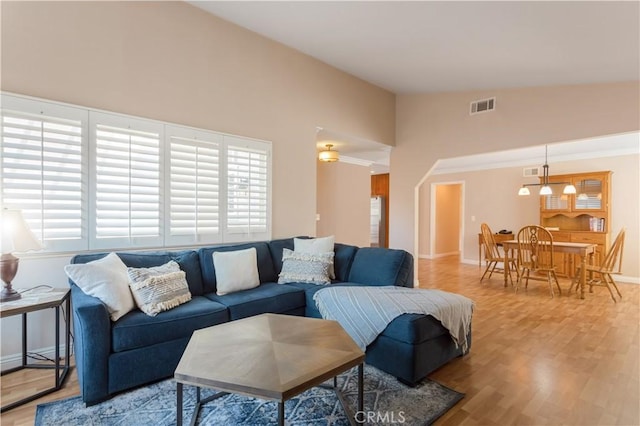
[{"xmin": 429, "ymin": 182, "xmax": 464, "ymax": 258}]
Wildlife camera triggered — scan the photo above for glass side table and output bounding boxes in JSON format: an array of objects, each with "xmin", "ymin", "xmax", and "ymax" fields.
[{"xmin": 0, "ymin": 288, "xmax": 71, "ymax": 412}]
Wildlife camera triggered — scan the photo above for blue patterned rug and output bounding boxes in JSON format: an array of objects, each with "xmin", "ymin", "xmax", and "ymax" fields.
[{"xmin": 35, "ymin": 365, "xmax": 463, "ymax": 425}]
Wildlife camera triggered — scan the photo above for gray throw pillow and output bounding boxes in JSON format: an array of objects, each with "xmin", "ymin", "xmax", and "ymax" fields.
[{"xmin": 278, "ymin": 248, "xmax": 333, "ymax": 285}]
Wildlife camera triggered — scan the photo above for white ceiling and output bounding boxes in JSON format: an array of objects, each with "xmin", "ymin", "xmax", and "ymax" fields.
[
  {"xmin": 188, "ymin": 1, "xmax": 639, "ymax": 173},
  {"xmin": 189, "ymin": 1, "xmax": 639, "ymax": 94}
]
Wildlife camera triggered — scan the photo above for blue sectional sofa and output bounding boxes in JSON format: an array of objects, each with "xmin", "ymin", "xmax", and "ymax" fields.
[{"xmin": 69, "ymin": 237, "xmax": 469, "ymax": 405}]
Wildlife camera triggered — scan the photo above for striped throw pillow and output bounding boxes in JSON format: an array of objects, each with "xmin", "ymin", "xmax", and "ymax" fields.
[{"xmin": 127, "ymin": 261, "xmax": 192, "ymax": 316}]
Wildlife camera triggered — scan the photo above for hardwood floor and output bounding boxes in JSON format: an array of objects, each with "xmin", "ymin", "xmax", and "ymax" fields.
[
  {"xmin": 1, "ymin": 256, "xmax": 638, "ymax": 425},
  {"xmin": 422, "ymin": 256, "xmax": 639, "ymax": 426}
]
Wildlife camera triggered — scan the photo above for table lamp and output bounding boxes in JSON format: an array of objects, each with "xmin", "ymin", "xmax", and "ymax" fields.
[{"xmin": 1, "ymin": 209, "xmax": 43, "ymax": 302}]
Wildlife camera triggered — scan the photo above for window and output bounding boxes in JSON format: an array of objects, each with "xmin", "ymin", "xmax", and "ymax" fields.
[
  {"xmin": 0, "ymin": 96, "xmax": 87, "ymax": 252},
  {"xmin": 0, "ymin": 93, "xmax": 272, "ymax": 253},
  {"xmin": 90, "ymin": 112, "xmax": 163, "ymax": 249},
  {"xmin": 224, "ymin": 136, "xmax": 271, "ymax": 242},
  {"xmin": 165, "ymin": 125, "xmax": 222, "ymax": 246}
]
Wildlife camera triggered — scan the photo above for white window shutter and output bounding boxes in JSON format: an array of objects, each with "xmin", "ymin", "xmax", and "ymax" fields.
[
  {"xmin": 223, "ymin": 135, "xmax": 271, "ymax": 242},
  {"xmin": 89, "ymin": 111, "xmax": 163, "ymax": 249},
  {"xmin": 0, "ymin": 95, "xmax": 88, "ymax": 252},
  {"xmin": 165, "ymin": 125, "xmax": 222, "ymax": 246}
]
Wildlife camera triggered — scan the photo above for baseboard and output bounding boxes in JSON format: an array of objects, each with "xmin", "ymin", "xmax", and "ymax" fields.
[
  {"xmin": 420, "ymin": 252, "xmax": 460, "ymax": 260},
  {"xmin": 0, "ymin": 344, "xmax": 67, "ymax": 371}
]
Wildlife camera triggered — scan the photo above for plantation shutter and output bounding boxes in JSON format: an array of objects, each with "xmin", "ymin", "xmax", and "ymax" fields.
[
  {"xmin": 165, "ymin": 126, "xmax": 222, "ymax": 245},
  {"xmin": 90, "ymin": 112, "xmax": 162, "ymax": 249},
  {"xmin": 224, "ymin": 135, "xmax": 271, "ymax": 242},
  {"xmin": 0, "ymin": 96, "xmax": 87, "ymax": 252}
]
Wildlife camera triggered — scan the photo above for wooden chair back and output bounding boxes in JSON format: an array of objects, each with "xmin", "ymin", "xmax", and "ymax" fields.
[
  {"xmin": 601, "ymin": 228, "xmax": 625, "ymax": 274},
  {"xmin": 517, "ymin": 225, "xmax": 555, "ymax": 271},
  {"xmin": 480, "ymin": 223, "xmax": 501, "ymax": 261}
]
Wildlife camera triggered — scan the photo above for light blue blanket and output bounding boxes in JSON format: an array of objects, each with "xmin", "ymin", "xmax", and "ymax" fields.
[{"xmin": 313, "ymin": 286, "xmax": 474, "ymax": 352}]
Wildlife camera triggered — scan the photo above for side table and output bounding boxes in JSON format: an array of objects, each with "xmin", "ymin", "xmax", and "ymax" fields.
[{"xmin": 0, "ymin": 288, "xmax": 71, "ymax": 412}]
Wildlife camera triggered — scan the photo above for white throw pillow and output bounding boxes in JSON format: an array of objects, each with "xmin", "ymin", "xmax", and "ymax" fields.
[
  {"xmin": 213, "ymin": 247, "xmax": 260, "ymax": 296},
  {"xmin": 64, "ymin": 253, "xmax": 135, "ymax": 321},
  {"xmin": 278, "ymin": 248, "xmax": 333, "ymax": 285},
  {"xmin": 294, "ymin": 236, "xmax": 336, "ymax": 279}
]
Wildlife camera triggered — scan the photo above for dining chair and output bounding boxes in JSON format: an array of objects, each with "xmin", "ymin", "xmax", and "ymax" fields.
[
  {"xmin": 569, "ymin": 227, "xmax": 625, "ymax": 303},
  {"xmin": 480, "ymin": 223, "xmax": 517, "ymax": 286},
  {"xmin": 515, "ymin": 225, "xmax": 561, "ymax": 298}
]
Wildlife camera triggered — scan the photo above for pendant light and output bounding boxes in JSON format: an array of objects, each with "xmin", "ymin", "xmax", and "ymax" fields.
[{"xmin": 518, "ymin": 145, "xmax": 576, "ymax": 196}]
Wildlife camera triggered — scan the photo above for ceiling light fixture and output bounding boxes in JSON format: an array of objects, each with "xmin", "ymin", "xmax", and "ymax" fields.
[
  {"xmin": 318, "ymin": 144, "xmax": 339, "ymax": 162},
  {"xmin": 518, "ymin": 145, "xmax": 576, "ymax": 196}
]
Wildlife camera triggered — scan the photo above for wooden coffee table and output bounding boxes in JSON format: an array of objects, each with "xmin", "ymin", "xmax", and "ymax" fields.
[{"xmin": 174, "ymin": 313, "xmax": 365, "ymax": 426}]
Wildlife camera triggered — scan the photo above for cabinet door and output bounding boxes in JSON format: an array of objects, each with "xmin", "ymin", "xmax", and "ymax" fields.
[
  {"xmin": 573, "ymin": 175, "xmax": 605, "ymax": 211},
  {"xmin": 553, "ymin": 252, "xmax": 570, "ymax": 276}
]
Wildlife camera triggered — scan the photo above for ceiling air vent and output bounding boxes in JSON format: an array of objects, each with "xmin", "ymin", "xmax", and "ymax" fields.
[
  {"xmin": 523, "ymin": 166, "xmax": 541, "ymax": 177},
  {"xmin": 470, "ymin": 97, "xmax": 496, "ymax": 115}
]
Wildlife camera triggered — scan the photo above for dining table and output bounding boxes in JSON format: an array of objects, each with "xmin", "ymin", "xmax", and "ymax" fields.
[{"xmin": 502, "ymin": 239, "xmax": 597, "ymax": 299}]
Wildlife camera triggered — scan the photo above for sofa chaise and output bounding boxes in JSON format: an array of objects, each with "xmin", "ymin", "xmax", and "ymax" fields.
[{"xmin": 69, "ymin": 237, "xmax": 470, "ymax": 405}]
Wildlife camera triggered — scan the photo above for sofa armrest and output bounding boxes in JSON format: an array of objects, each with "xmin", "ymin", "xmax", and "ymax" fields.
[
  {"xmin": 347, "ymin": 247, "xmax": 414, "ymax": 287},
  {"xmin": 70, "ymin": 283, "xmax": 112, "ymax": 405}
]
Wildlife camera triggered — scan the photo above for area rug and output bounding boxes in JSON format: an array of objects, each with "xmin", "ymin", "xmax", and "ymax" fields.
[{"xmin": 35, "ymin": 365, "xmax": 463, "ymax": 425}]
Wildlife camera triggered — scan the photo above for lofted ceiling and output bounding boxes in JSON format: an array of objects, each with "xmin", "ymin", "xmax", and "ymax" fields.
[
  {"xmin": 188, "ymin": 1, "xmax": 639, "ymax": 173},
  {"xmin": 189, "ymin": 1, "xmax": 639, "ymax": 94}
]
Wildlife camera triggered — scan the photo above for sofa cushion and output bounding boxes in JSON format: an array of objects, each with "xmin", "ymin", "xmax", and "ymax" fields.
[
  {"xmin": 205, "ymin": 282, "xmax": 305, "ymax": 320},
  {"xmin": 168, "ymin": 250, "xmax": 204, "ymax": 296},
  {"xmin": 267, "ymin": 237, "xmax": 296, "ymax": 275},
  {"xmin": 199, "ymin": 243, "xmax": 276, "ymax": 294},
  {"xmin": 71, "ymin": 250, "xmax": 204, "ymax": 296},
  {"xmin": 379, "ymin": 313, "xmax": 450, "ymax": 344},
  {"xmin": 348, "ymin": 247, "xmax": 409, "ymax": 286},
  {"xmin": 111, "ymin": 296, "xmax": 228, "ymax": 353},
  {"xmin": 333, "ymin": 243, "xmax": 358, "ymax": 282}
]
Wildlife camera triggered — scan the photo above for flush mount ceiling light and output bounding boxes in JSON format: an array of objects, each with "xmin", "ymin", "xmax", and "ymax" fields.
[
  {"xmin": 318, "ymin": 144, "xmax": 339, "ymax": 162},
  {"xmin": 518, "ymin": 145, "xmax": 576, "ymax": 196}
]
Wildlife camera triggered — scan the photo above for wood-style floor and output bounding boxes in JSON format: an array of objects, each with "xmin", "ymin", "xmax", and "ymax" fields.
[{"xmin": 1, "ymin": 256, "xmax": 638, "ymax": 425}]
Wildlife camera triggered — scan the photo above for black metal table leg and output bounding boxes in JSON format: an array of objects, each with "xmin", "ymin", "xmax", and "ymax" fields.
[
  {"xmin": 176, "ymin": 382, "xmax": 183, "ymax": 426},
  {"xmin": 278, "ymin": 401, "xmax": 285, "ymax": 426}
]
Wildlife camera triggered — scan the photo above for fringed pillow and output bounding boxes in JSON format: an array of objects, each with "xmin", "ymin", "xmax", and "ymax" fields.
[
  {"xmin": 278, "ymin": 248, "xmax": 333, "ymax": 285},
  {"xmin": 127, "ymin": 260, "xmax": 192, "ymax": 316}
]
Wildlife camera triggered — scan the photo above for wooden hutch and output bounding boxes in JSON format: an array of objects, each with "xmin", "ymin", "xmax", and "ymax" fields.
[{"xmin": 539, "ymin": 171, "xmax": 611, "ymax": 277}]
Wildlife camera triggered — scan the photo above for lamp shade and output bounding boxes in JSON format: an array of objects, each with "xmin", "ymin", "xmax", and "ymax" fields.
[
  {"xmin": 518, "ymin": 186, "xmax": 531, "ymax": 196},
  {"xmin": 318, "ymin": 144, "xmax": 339, "ymax": 162},
  {"xmin": 539, "ymin": 186, "xmax": 553, "ymax": 196},
  {"xmin": 563, "ymin": 184, "xmax": 576, "ymax": 194},
  {"xmin": 0, "ymin": 209, "xmax": 43, "ymax": 254}
]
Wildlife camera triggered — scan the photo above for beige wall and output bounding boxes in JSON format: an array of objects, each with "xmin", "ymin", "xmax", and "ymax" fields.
[
  {"xmin": 392, "ymin": 82, "xmax": 640, "ymax": 262},
  {"xmin": 0, "ymin": 1, "xmax": 395, "ymax": 360},
  {"xmin": 0, "ymin": 1, "xmax": 395, "ymax": 240},
  {"xmin": 434, "ymin": 184, "xmax": 462, "ymax": 255},
  {"xmin": 316, "ymin": 161, "xmax": 371, "ymax": 247},
  {"xmin": 418, "ymin": 154, "xmax": 640, "ymax": 280}
]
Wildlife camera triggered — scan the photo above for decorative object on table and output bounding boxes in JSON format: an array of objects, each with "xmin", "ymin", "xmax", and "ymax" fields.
[
  {"xmin": 570, "ymin": 227, "xmax": 625, "ymax": 303},
  {"xmin": 517, "ymin": 145, "xmax": 576, "ymax": 196},
  {"xmin": 480, "ymin": 223, "xmax": 518, "ymax": 285},
  {"xmin": 318, "ymin": 143, "xmax": 339, "ymax": 162},
  {"xmin": 515, "ymin": 225, "xmax": 562, "ymax": 298},
  {"xmin": 0, "ymin": 209, "xmax": 43, "ymax": 302},
  {"xmin": 35, "ymin": 364, "xmax": 464, "ymax": 426}
]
